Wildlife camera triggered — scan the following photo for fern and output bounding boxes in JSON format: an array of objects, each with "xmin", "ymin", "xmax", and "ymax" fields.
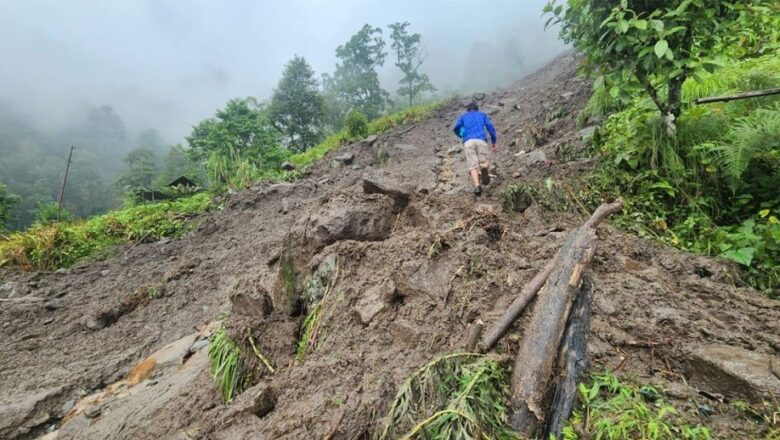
[{"xmin": 714, "ymin": 106, "xmax": 780, "ymax": 182}]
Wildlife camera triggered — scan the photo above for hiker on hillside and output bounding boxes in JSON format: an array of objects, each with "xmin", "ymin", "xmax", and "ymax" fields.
[{"xmin": 453, "ymin": 101, "xmax": 497, "ymax": 196}]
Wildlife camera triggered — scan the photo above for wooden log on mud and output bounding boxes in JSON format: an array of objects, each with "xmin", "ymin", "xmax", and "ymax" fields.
[
  {"xmin": 545, "ymin": 275, "xmax": 593, "ymax": 439},
  {"xmin": 509, "ymin": 200, "xmax": 622, "ymax": 436},
  {"xmin": 480, "ymin": 258, "xmax": 556, "ymax": 352}
]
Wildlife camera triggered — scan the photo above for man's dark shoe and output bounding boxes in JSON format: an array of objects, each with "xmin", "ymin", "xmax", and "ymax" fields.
[
  {"xmin": 474, "ymin": 185, "xmax": 482, "ymax": 196},
  {"xmin": 480, "ymin": 167, "xmax": 491, "ymax": 185}
]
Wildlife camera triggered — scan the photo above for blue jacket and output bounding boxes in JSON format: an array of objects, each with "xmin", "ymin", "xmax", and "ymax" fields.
[{"xmin": 453, "ymin": 110, "xmax": 497, "ymax": 144}]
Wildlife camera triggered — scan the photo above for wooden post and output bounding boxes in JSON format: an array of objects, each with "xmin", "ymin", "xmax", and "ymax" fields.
[{"xmin": 57, "ymin": 145, "xmax": 75, "ymax": 222}]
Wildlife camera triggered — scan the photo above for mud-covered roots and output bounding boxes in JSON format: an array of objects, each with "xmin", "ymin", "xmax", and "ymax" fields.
[
  {"xmin": 208, "ymin": 327, "xmax": 247, "ymax": 402},
  {"xmin": 379, "ymin": 353, "xmax": 519, "ymax": 440}
]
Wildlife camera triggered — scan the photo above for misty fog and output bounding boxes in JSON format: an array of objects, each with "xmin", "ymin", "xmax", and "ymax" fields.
[
  {"xmin": 1, "ymin": 0, "xmax": 565, "ymax": 140},
  {"xmin": 0, "ymin": 0, "xmax": 565, "ymax": 229}
]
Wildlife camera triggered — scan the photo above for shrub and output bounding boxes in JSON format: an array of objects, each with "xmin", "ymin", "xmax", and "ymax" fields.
[{"xmin": 344, "ymin": 109, "xmax": 369, "ymax": 138}]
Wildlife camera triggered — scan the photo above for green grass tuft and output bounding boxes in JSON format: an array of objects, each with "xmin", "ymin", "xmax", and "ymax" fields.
[
  {"xmin": 208, "ymin": 327, "xmax": 247, "ymax": 402},
  {"xmin": 295, "ymin": 303, "xmax": 321, "ymax": 362},
  {"xmin": 379, "ymin": 353, "xmax": 519, "ymax": 440}
]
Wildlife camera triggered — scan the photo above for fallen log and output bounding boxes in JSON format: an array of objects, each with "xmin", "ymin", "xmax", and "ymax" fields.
[
  {"xmin": 695, "ymin": 87, "xmax": 780, "ymax": 105},
  {"xmin": 545, "ymin": 274, "xmax": 592, "ymax": 439},
  {"xmin": 509, "ymin": 200, "xmax": 622, "ymax": 436},
  {"xmin": 480, "ymin": 258, "xmax": 556, "ymax": 352}
]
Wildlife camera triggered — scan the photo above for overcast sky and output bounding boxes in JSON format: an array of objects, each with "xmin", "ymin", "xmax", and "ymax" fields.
[{"xmin": 0, "ymin": 0, "xmax": 566, "ymax": 142}]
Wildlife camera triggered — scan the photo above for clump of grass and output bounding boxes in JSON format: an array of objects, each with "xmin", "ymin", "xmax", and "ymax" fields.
[
  {"xmin": 0, "ymin": 193, "xmax": 211, "ymax": 271},
  {"xmin": 498, "ymin": 180, "xmax": 570, "ymax": 213},
  {"xmin": 562, "ymin": 372, "xmax": 711, "ymax": 440},
  {"xmin": 208, "ymin": 327, "xmax": 247, "ymax": 402},
  {"xmin": 145, "ymin": 282, "xmax": 166, "ymax": 300},
  {"xmin": 379, "ymin": 353, "xmax": 519, "ymax": 440},
  {"xmin": 295, "ymin": 303, "xmax": 321, "ymax": 362}
]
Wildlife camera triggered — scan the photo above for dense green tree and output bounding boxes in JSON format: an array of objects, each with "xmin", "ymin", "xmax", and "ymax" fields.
[
  {"xmin": 115, "ymin": 148, "xmax": 157, "ymax": 191},
  {"xmin": 323, "ymin": 24, "xmax": 389, "ymax": 121},
  {"xmin": 388, "ymin": 22, "xmax": 436, "ymax": 106},
  {"xmin": 154, "ymin": 144, "xmax": 204, "ymax": 187},
  {"xmin": 186, "ymin": 98, "xmax": 281, "ymax": 161},
  {"xmin": 545, "ymin": 0, "xmax": 776, "ymax": 135},
  {"xmin": 269, "ymin": 56, "xmax": 326, "ymax": 152},
  {"xmin": 0, "ymin": 183, "xmax": 21, "ymax": 232}
]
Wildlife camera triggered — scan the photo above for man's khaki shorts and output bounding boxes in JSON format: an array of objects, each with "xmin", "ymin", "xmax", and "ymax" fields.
[{"xmin": 464, "ymin": 139, "xmax": 492, "ymax": 170}]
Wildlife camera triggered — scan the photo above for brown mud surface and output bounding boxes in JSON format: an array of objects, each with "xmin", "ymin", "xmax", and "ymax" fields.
[{"xmin": 1, "ymin": 53, "xmax": 778, "ymax": 440}]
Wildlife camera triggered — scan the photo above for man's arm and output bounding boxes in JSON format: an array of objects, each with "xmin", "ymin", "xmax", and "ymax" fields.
[
  {"xmin": 484, "ymin": 114, "xmax": 497, "ymax": 147},
  {"xmin": 453, "ymin": 116, "xmax": 464, "ymax": 138}
]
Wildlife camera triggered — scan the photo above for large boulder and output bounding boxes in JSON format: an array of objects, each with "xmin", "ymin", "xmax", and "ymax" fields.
[
  {"xmin": 686, "ymin": 344, "xmax": 780, "ymax": 401},
  {"xmin": 361, "ymin": 170, "xmax": 413, "ymax": 208}
]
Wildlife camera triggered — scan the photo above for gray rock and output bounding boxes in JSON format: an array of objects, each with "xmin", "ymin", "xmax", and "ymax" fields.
[
  {"xmin": 0, "ymin": 386, "xmax": 63, "ymax": 438},
  {"xmin": 55, "ymin": 268, "xmax": 69, "ymax": 275},
  {"xmin": 561, "ymin": 92, "xmax": 574, "ymax": 99},
  {"xmin": 361, "ymin": 135, "xmax": 378, "ymax": 146},
  {"xmin": 578, "ymin": 125, "xmax": 597, "ymax": 141},
  {"xmin": 352, "ymin": 280, "xmax": 396, "ymax": 325},
  {"xmin": 227, "ymin": 188, "xmax": 238, "ymax": 195},
  {"xmin": 61, "ymin": 399, "xmax": 76, "ymax": 416},
  {"xmin": 361, "ymin": 170, "xmax": 412, "ymax": 206},
  {"xmin": 332, "ymin": 153, "xmax": 354, "ymax": 166},
  {"xmin": 44, "ymin": 300, "xmax": 64, "ymax": 310},
  {"xmin": 280, "ymin": 161, "xmax": 295, "ymax": 171},
  {"xmin": 232, "ymin": 383, "xmax": 276, "ymax": 418},
  {"xmin": 84, "ymin": 406, "xmax": 102, "ymax": 419},
  {"xmin": 188, "ymin": 339, "xmax": 209, "ymax": 353},
  {"xmin": 80, "ymin": 315, "xmax": 101, "ymax": 331},
  {"xmin": 43, "ymin": 317, "xmax": 54, "ymax": 325},
  {"xmin": 100, "ymin": 270, "xmax": 110, "ymax": 277},
  {"xmin": 516, "ymin": 149, "xmax": 548, "ymax": 166},
  {"xmin": 307, "ymin": 194, "xmax": 396, "ymax": 250},
  {"xmin": 686, "ymin": 344, "xmax": 780, "ymax": 401}
]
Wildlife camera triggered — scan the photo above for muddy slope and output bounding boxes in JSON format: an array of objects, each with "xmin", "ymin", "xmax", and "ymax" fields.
[{"xmin": 1, "ymin": 53, "xmax": 778, "ymax": 440}]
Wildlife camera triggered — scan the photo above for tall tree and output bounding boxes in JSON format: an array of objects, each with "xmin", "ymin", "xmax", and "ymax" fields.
[
  {"xmin": 186, "ymin": 98, "xmax": 281, "ymax": 161},
  {"xmin": 388, "ymin": 22, "xmax": 436, "ymax": 106},
  {"xmin": 154, "ymin": 144, "xmax": 204, "ymax": 187},
  {"xmin": 269, "ymin": 56, "xmax": 326, "ymax": 152},
  {"xmin": 0, "ymin": 183, "xmax": 21, "ymax": 232},
  {"xmin": 545, "ymin": 0, "xmax": 777, "ymax": 135},
  {"xmin": 323, "ymin": 24, "xmax": 389, "ymax": 120},
  {"xmin": 115, "ymin": 148, "xmax": 157, "ymax": 191}
]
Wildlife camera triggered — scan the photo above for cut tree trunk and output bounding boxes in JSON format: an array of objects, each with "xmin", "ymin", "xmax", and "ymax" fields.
[
  {"xmin": 545, "ymin": 275, "xmax": 593, "ymax": 439},
  {"xmin": 695, "ymin": 87, "xmax": 780, "ymax": 104},
  {"xmin": 509, "ymin": 200, "xmax": 622, "ymax": 436},
  {"xmin": 464, "ymin": 319, "xmax": 484, "ymax": 352}
]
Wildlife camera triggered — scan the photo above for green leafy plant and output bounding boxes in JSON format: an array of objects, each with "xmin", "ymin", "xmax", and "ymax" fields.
[
  {"xmin": 345, "ymin": 109, "xmax": 369, "ymax": 139},
  {"xmin": 379, "ymin": 353, "xmax": 519, "ymax": 440},
  {"xmin": 295, "ymin": 303, "xmax": 321, "ymax": 362},
  {"xmin": 563, "ymin": 373, "xmax": 711, "ymax": 440}
]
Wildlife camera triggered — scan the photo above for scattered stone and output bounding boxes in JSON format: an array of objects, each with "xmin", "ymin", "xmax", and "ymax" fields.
[
  {"xmin": 227, "ymin": 188, "xmax": 238, "ymax": 195},
  {"xmin": 687, "ymin": 344, "xmax": 780, "ymax": 401},
  {"xmin": 61, "ymin": 399, "xmax": 76, "ymax": 416},
  {"xmin": 232, "ymin": 383, "xmax": 276, "ymax": 418},
  {"xmin": 446, "ymin": 145, "xmax": 462, "ymax": 155},
  {"xmin": 55, "ymin": 268, "xmax": 69, "ymax": 275},
  {"xmin": 351, "ymin": 164, "xmax": 362, "ymax": 170},
  {"xmin": 84, "ymin": 406, "xmax": 101, "ymax": 419},
  {"xmin": 361, "ymin": 135, "xmax": 378, "ymax": 146},
  {"xmin": 512, "ymin": 171, "xmax": 521, "ymax": 178},
  {"xmin": 317, "ymin": 177, "xmax": 330, "ymax": 186},
  {"xmin": 697, "ymin": 404, "xmax": 717, "ymax": 417},
  {"xmin": 188, "ymin": 339, "xmax": 209, "ymax": 353},
  {"xmin": 578, "ymin": 126, "xmax": 597, "ymax": 141},
  {"xmin": 44, "ymin": 300, "xmax": 64, "ymax": 311},
  {"xmin": 331, "ymin": 153, "xmax": 354, "ymax": 167},
  {"xmin": 230, "ymin": 289, "xmax": 273, "ymax": 318},
  {"xmin": 516, "ymin": 149, "xmax": 548, "ymax": 166},
  {"xmin": 79, "ymin": 315, "xmax": 101, "ymax": 331},
  {"xmin": 361, "ymin": 170, "xmax": 412, "ymax": 207},
  {"xmin": 100, "ymin": 270, "xmax": 110, "ymax": 277},
  {"xmin": 561, "ymin": 92, "xmax": 574, "ymax": 99},
  {"xmin": 353, "ymin": 280, "xmax": 396, "ymax": 325},
  {"xmin": 43, "ymin": 317, "xmax": 54, "ymax": 325},
  {"xmin": 280, "ymin": 161, "xmax": 295, "ymax": 171}
]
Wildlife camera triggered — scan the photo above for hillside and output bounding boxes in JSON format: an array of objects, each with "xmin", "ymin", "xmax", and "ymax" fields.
[{"xmin": 1, "ymin": 53, "xmax": 778, "ymax": 439}]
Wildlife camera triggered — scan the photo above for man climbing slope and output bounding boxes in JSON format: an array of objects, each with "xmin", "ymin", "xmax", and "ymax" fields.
[{"xmin": 453, "ymin": 101, "xmax": 498, "ymax": 196}]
